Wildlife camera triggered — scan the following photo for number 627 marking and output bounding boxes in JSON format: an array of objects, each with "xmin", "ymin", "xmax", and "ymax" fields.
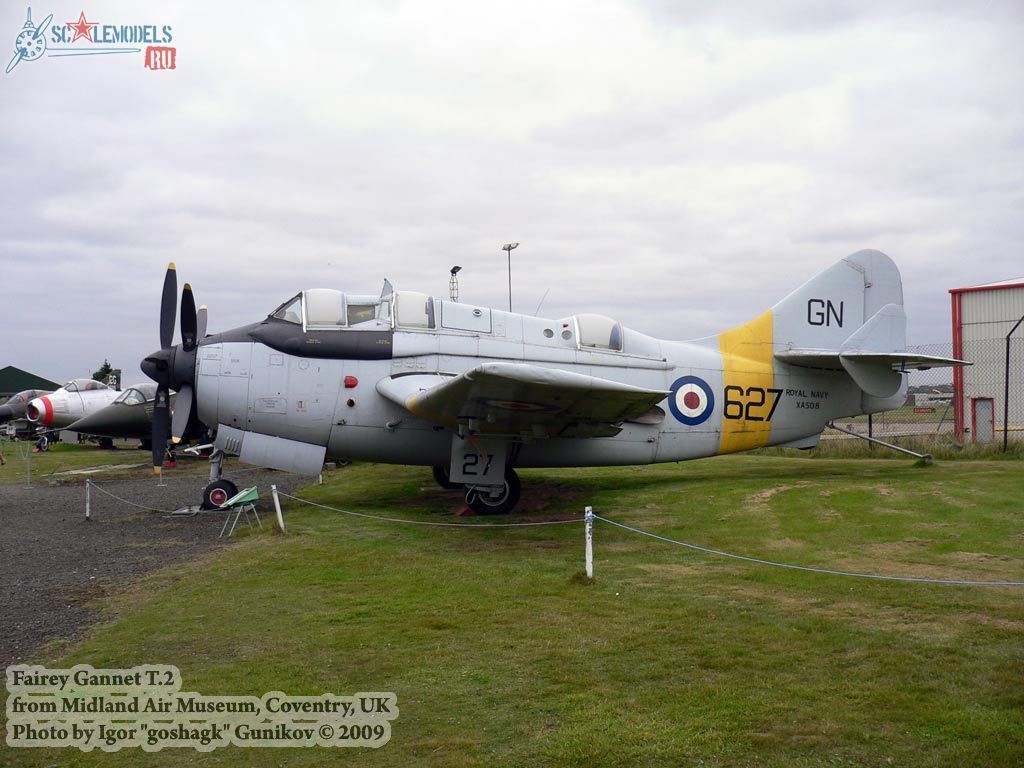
[{"xmin": 723, "ymin": 386, "xmax": 783, "ymax": 421}]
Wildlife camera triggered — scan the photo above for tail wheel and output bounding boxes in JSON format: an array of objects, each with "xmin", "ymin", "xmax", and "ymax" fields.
[
  {"xmin": 465, "ymin": 468, "xmax": 521, "ymax": 515},
  {"xmin": 202, "ymin": 479, "xmax": 238, "ymax": 510},
  {"xmin": 432, "ymin": 465, "xmax": 462, "ymax": 490}
]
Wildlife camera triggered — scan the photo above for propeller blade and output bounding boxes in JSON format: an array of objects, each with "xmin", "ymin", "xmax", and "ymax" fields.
[
  {"xmin": 151, "ymin": 386, "xmax": 170, "ymax": 471},
  {"xmin": 6, "ymin": 50, "xmax": 24, "ymax": 75},
  {"xmin": 171, "ymin": 384, "xmax": 193, "ymax": 443},
  {"xmin": 197, "ymin": 305, "xmax": 208, "ymax": 341},
  {"xmin": 180, "ymin": 283, "xmax": 197, "ymax": 351},
  {"xmin": 35, "ymin": 14, "xmax": 54, "ymax": 38},
  {"xmin": 160, "ymin": 263, "xmax": 177, "ymax": 349}
]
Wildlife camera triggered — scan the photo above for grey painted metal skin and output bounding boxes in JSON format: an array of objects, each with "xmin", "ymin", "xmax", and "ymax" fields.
[
  {"xmin": 24, "ymin": 379, "xmax": 119, "ymax": 429},
  {"xmin": 187, "ymin": 250, "xmax": 964, "ymax": 493}
]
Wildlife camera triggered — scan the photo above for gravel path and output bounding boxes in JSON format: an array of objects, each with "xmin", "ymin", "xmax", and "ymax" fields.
[{"xmin": 0, "ymin": 469, "xmax": 308, "ymax": 667}]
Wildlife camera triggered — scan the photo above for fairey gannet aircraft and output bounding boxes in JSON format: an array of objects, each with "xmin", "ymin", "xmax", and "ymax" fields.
[{"xmin": 142, "ymin": 251, "xmax": 965, "ymax": 512}]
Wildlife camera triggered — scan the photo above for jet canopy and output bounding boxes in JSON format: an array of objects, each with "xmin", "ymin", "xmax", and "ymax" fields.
[
  {"xmin": 63, "ymin": 379, "xmax": 111, "ymax": 393},
  {"xmin": 113, "ymin": 383, "xmax": 156, "ymax": 405}
]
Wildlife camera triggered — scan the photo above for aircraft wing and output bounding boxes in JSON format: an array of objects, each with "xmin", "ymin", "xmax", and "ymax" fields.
[
  {"xmin": 776, "ymin": 349, "xmax": 970, "ymax": 371},
  {"xmin": 376, "ymin": 363, "xmax": 669, "ymax": 438}
]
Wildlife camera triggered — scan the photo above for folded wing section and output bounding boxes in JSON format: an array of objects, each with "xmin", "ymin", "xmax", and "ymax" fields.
[{"xmin": 376, "ymin": 363, "xmax": 668, "ymax": 438}]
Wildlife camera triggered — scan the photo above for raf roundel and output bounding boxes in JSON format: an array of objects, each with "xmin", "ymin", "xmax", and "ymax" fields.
[{"xmin": 668, "ymin": 375, "xmax": 715, "ymax": 425}]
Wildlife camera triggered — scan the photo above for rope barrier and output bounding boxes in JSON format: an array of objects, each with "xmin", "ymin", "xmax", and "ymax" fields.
[
  {"xmin": 80, "ymin": 479, "xmax": 1023, "ymax": 586},
  {"xmin": 274, "ymin": 491, "xmax": 584, "ymax": 528},
  {"xmin": 86, "ymin": 480, "xmax": 179, "ymax": 514},
  {"xmin": 594, "ymin": 514, "xmax": 1024, "ymax": 587}
]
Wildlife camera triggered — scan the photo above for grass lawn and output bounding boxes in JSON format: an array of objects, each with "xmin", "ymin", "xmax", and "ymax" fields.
[{"xmin": 2, "ymin": 455, "xmax": 1022, "ymax": 766}]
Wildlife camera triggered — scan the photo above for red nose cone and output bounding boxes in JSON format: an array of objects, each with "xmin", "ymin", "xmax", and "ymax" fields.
[
  {"xmin": 40, "ymin": 396, "xmax": 54, "ymax": 425},
  {"xmin": 344, "ymin": 376, "xmax": 358, "ymax": 389}
]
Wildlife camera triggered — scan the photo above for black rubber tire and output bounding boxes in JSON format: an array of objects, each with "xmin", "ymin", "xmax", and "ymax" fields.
[
  {"xmin": 465, "ymin": 468, "xmax": 521, "ymax": 515},
  {"xmin": 432, "ymin": 465, "xmax": 462, "ymax": 490},
  {"xmin": 98, "ymin": 437, "xmax": 115, "ymax": 450},
  {"xmin": 139, "ymin": 439, "xmax": 152, "ymax": 452},
  {"xmin": 202, "ymin": 479, "xmax": 238, "ymax": 510}
]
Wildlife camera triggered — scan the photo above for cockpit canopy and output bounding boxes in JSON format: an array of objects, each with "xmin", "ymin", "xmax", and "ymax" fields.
[
  {"xmin": 574, "ymin": 313, "xmax": 623, "ymax": 351},
  {"xmin": 63, "ymin": 379, "xmax": 111, "ymax": 393},
  {"xmin": 269, "ymin": 289, "xmax": 436, "ymax": 331},
  {"xmin": 271, "ymin": 290, "xmax": 391, "ymax": 329},
  {"xmin": 113, "ymin": 383, "xmax": 156, "ymax": 405}
]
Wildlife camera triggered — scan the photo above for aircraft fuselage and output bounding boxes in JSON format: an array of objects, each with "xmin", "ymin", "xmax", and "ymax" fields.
[{"xmin": 193, "ymin": 301, "xmax": 896, "ymax": 470}]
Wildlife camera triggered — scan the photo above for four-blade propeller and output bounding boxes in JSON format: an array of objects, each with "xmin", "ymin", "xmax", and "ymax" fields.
[{"xmin": 141, "ymin": 263, "xmax": 207, "ymax": 473}]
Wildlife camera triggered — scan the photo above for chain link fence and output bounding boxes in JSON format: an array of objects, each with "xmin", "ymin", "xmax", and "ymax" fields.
[{"xmin": 822, "ymin": 339, "xmax": 1024, "ymax": 449}]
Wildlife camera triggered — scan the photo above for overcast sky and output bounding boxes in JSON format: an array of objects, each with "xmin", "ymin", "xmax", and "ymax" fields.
[{"xmin": 2, "ymin": 0, "xmax": 1022, "ymax": 384}]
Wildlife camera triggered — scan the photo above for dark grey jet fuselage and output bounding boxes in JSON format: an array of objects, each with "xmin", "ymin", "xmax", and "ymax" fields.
[{"xmin": 67, "ymin": 383, "xmax": 165, "ymax": 444}]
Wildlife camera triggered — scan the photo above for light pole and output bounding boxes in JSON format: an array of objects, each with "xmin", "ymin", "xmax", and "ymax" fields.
[
  {"xmin": 502, "ymin": 242, "xmax": 518, "ymax": 312},
  {"xmin": 449, "ymin": 265, "xmax": 461, "ymax": 302}
]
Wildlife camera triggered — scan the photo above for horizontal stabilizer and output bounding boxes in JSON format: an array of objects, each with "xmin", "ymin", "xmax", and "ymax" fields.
[
  {"xmin": 775, "ymin": 349, "xmax": 970, "ymax": 371},
  {"xmin": 839, "ymin": 351, "xmax": 970, "ymax": 370}
]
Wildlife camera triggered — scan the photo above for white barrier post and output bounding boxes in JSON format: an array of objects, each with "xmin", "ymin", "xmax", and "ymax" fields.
[
  {"xmin": 584, "ymin": 506, "xmax": 594, "ymax": 578},
  {"xmin": 85, "ymin": 479, "xmax": 91, "ymax": 521},
  {"xmin": 271, "ymin": 484, "xmax": 285, "ymax": 532}
]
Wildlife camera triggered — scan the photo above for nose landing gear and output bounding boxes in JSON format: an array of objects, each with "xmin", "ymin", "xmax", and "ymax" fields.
[
  {"xmin": 201, "ymin": 448, "xmax": 237, "ymax": 509},
  {"xmin": 203, "ymin": 478, "xmax": 238, "ymax": 509}
]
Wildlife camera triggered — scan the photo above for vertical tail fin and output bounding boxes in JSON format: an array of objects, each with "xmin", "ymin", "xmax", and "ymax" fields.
[{"xmin": 771, "ymin": 249, "xmax": 905, "ymax": 353}]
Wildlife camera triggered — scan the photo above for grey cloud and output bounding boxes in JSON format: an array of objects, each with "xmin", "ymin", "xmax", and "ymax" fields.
[{"xmin": 0, "ymin": 0, "xmax": 1021, "ymax": 380}]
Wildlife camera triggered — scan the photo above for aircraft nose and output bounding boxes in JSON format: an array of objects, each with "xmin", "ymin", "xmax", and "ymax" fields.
[{"xmin": 26, "ymin": 396, "xmax": 53, "ymax": 424}]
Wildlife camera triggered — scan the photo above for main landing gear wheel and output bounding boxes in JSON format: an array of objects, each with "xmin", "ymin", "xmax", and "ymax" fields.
[
  {"xmin": 98, "ymin": 437, "xmax": 114, "ymax": 450},
  {"xmin": 202, "ymin": 479, "xmax": 238, "ymax": 510},
  {"xmin": 465, "ymin": 468, "xmax": 521, "ymax": 515},
  {"xmin": 432, "ymin": 465, "xmax": 462, "ymax": 490}
]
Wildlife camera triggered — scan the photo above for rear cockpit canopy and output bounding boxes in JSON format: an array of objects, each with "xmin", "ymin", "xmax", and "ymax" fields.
[
  {"xmin": 63, "ymin": 379, "xmax": 111, "ymax": 393},
  {"xmin": 574, "ymin": 313, "xmax": 622, "ymax": 351}
]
